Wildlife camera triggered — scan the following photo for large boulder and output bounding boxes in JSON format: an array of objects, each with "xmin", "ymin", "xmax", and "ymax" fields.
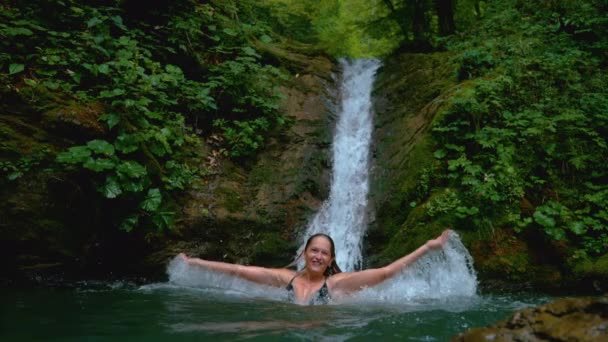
[{"xmin": 453, "ymin": 295, "xmax": 608, "ymax": 341}]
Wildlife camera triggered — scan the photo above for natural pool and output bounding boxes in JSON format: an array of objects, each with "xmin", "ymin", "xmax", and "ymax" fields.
[
  {"xmin": 3, "ymin": 282, "xmax": 552, "ymax": 341},
  {"xmin": 3, "ymin": 234, "xmax": 538, "ymax": 341}
]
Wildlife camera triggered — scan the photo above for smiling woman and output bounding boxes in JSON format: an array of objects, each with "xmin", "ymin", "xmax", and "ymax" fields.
[{"xmin": 178, "ymin": 229, "xmax": 451, "ymax": 305}]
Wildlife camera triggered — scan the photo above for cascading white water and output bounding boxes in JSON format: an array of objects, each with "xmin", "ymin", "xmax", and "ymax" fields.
[
  {"xmin": 301, "ymin": 59, "xmax": 380, "ymax": 271},
  {"xmin": 165, "ymin": 58, "xmax": 478, "ymax": 303}
]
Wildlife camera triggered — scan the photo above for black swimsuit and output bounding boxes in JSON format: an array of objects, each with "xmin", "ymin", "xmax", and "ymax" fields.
[{"xmin": 286, "ymin": 275, "xmax": 331, "ymax": 305}]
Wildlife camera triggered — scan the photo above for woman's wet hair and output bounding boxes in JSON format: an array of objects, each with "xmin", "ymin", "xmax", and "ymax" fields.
[{"xmin": 287, "ymin": 233, "xmax": 342, "ymax": 276}]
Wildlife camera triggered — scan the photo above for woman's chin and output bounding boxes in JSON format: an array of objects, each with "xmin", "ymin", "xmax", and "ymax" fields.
[{"xmin": 308, "ymin": 265, "xmax": 326, "ymax": 274}]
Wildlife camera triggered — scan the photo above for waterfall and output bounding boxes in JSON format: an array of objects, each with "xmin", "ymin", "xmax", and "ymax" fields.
[
  {"xmin": 297, "ymin": 58, "xmax": 478, "ymax": 299},
  {"xmin": 301, "ymin": 59, "xmax": 380, "ymax": 271}
]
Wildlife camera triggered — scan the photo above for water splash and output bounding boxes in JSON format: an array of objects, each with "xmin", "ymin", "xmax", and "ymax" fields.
[
  {"xmin": 156, "ymin": 257, "xmax": 285, "ymax": 302},
  {"xmin": 301, "ymin": 58, "xmax": 381, "ymax": 272},
  {"xmin": 345, "ymin": 231, "xmax": 478, "ymax": 304}
]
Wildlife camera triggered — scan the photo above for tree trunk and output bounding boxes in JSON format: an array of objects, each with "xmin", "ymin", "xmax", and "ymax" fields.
[
  {"xmin": 411, "ymin": 0, "xmax": 429, "ymax": 48},
  {"xmin": 436, "ymin": 0, "xmax": 455, "ymax": 36}
]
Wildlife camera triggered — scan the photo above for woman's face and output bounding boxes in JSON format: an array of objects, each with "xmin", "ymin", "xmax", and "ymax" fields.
[{"xmin": 304, "ymin": 236, "xmax": 334, "ymax": 275}]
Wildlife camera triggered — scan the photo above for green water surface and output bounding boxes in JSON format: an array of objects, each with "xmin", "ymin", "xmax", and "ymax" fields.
[{"xmin": 2, "ymin": 283, "xmax": 551, "ymax": 341}]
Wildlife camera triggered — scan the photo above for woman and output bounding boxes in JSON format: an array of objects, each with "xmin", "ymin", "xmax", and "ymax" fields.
[{"xmin": 179, "ymin": 229, "xmax": 451, "ymax": 305}]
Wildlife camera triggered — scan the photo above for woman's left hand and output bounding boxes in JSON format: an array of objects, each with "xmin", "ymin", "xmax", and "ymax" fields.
[{"xmin": 425, "ymin": 229, "xmax": 451, "ymax": 250}]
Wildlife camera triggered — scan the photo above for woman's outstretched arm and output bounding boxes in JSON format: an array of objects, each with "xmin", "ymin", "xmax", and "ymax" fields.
[
  {"xmin": 329, "ymin": 230, "xmax": 451, "ymax": 294},
  {"xmin": 178, "ymin": 253, "xmax": 294, "ymax": 288}
]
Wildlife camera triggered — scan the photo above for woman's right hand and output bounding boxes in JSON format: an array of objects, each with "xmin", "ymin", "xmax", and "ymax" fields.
[{"xmin": 178, "ymin": 253, "xmax": 190, "ymax": 264}]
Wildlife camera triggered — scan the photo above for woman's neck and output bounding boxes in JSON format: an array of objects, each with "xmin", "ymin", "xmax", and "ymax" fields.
[{"xmin": 302, "ymin": 269, "xmax": 325, "ymax": 282}]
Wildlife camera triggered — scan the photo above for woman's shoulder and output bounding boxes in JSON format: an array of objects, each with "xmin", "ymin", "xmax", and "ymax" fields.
[
  {"xmin": 270, "ymin": 267, "xmax": 298, "ymax": 284},
  {"xmin": 326, "ymin": 271, "xmax": 351, "ymax": 285}
]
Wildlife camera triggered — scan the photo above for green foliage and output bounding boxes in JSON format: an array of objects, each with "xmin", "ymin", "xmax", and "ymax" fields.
[
  {"xmin": 532, "ymin": 201, "xmax": 571, "ymax": 240},
  {"xmin": 265, "ymin": 0, "xmax": 400, "ymax": 57},
  {"xmin": 456, "ymin": 49, "xmax": 494, "ymax": 80},
  {"xmin": 213, "ymin": 118, "xmax": 270, "ymax": 158},
  {"xmin": 205, "ymin": 48, "xmax": 287, "ymax": 156},
  {"xmin": 1, "ymin": 0, "xmax": 290, "ymax": 232},
  {"xmin": 365, "ymin": 0, "xmax": 491, "ymax": 52},
  {"xmin": 454, "ymin": 0, "xmax": 487, "ymax": 30},
  {"xmin": 263, "ymin": 0, "xmax": 319, "ymax": 43},
  {"xmin": 425, "ymin": 0, "xmax": 608, "ymax": 256},
  {"xmin": 314, "ymin": 1, "xmax": 400, "ymax": 57},
  {"xmin": 0, "ymin": 147, "xmax": 52, "ymax": 181},
  {"xmin": 167, "ymin": 0, "xmax": 288, "ymax": 155}
]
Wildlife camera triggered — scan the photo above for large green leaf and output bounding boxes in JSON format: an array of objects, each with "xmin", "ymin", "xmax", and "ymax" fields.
[
  {"xmin": 56, "ymin": 146, "xmax": 91, "ymax": 164},
  {"xmin": 120, "ymin": 215, "xmax": 139, "ymax": 232},
  {"xmin": 9, "ymin": 64, "xmax": 25, "ymax": 75},
  {"xmin": 153, "ymin": 211, "xmax": 174, "ymax": 230},
  {"xmin": 87, "ymin": 140, "xmax": 115, "ymax": 156},
  {"xmin": 102, "ymin": 176, "xmax": 122, "ymax": 198},
  {"xmin": 116, "ymin": 161, "xmax": 147, "ymax": 178},
  {"xmin": 3, "ymin": 27, "xmax": 33, "ymax": 36},
  {"xmin": 114, "ymin": 134, "xmax": 139, "ymax": 153},
  {"xmin": 100, "ymin": 113, "xmax": 120, "ymax": 130},
  {"xmin": 140, "ymin": 188, "xmax": 162, "ymax": 212},
  {"xmin": 84, "ymin": 157, "xmax": 116, "ymax": 172},
  {"xmin": 121, "ymin": 179, "xmax": 144, "ymax": 193}
]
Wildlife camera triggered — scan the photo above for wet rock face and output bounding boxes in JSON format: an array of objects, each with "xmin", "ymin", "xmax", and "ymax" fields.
[
  {"xmin": 365, "ymin": 52, "xmax": 459, "ymax": 266},
  {"xmin": 452, "ymin": 296, "xmax": 608, "ymax": 341}
]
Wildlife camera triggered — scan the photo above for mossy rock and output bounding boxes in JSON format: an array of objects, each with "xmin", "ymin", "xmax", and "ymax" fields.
[
  {"xmin": 571, "ymin": 253, "xmax": 608, "ymax": 292},
  {"xmin": 216, "ymin": 183, "xmax": 245, "ymax": 213},
  {"xmin": 453, "ymin": 295, "xmax": 608, "ymax": 341},
  {"xmin": 254, "ymin": 39, "xmax": 334, "ymax": 79},
  {"xmin": 250, "ymin": 232, "xmax": 299, "ymax": 267},
  {"xmin": 466, "ymin": 228, "xmax": 533, "ymax": 281},
  {"xmin": 368, "ymin": 204, "xmax": 446, "ymax": 267},
  {"xmin": 42, "ymin": 101, "xmax": 106, "ymax": 140},
  {"xmin": 368, "ymin": 52, "xmax": 460, "ymax": 268},
  {"xmin": 371, "ymin": 52, "xmax": 458, "ymax": 205}
]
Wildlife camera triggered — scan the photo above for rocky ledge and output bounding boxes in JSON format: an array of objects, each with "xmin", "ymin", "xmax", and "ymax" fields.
[{"xmin": 453, "ymin": 295, "xmax": 608, "ymax": 341}]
